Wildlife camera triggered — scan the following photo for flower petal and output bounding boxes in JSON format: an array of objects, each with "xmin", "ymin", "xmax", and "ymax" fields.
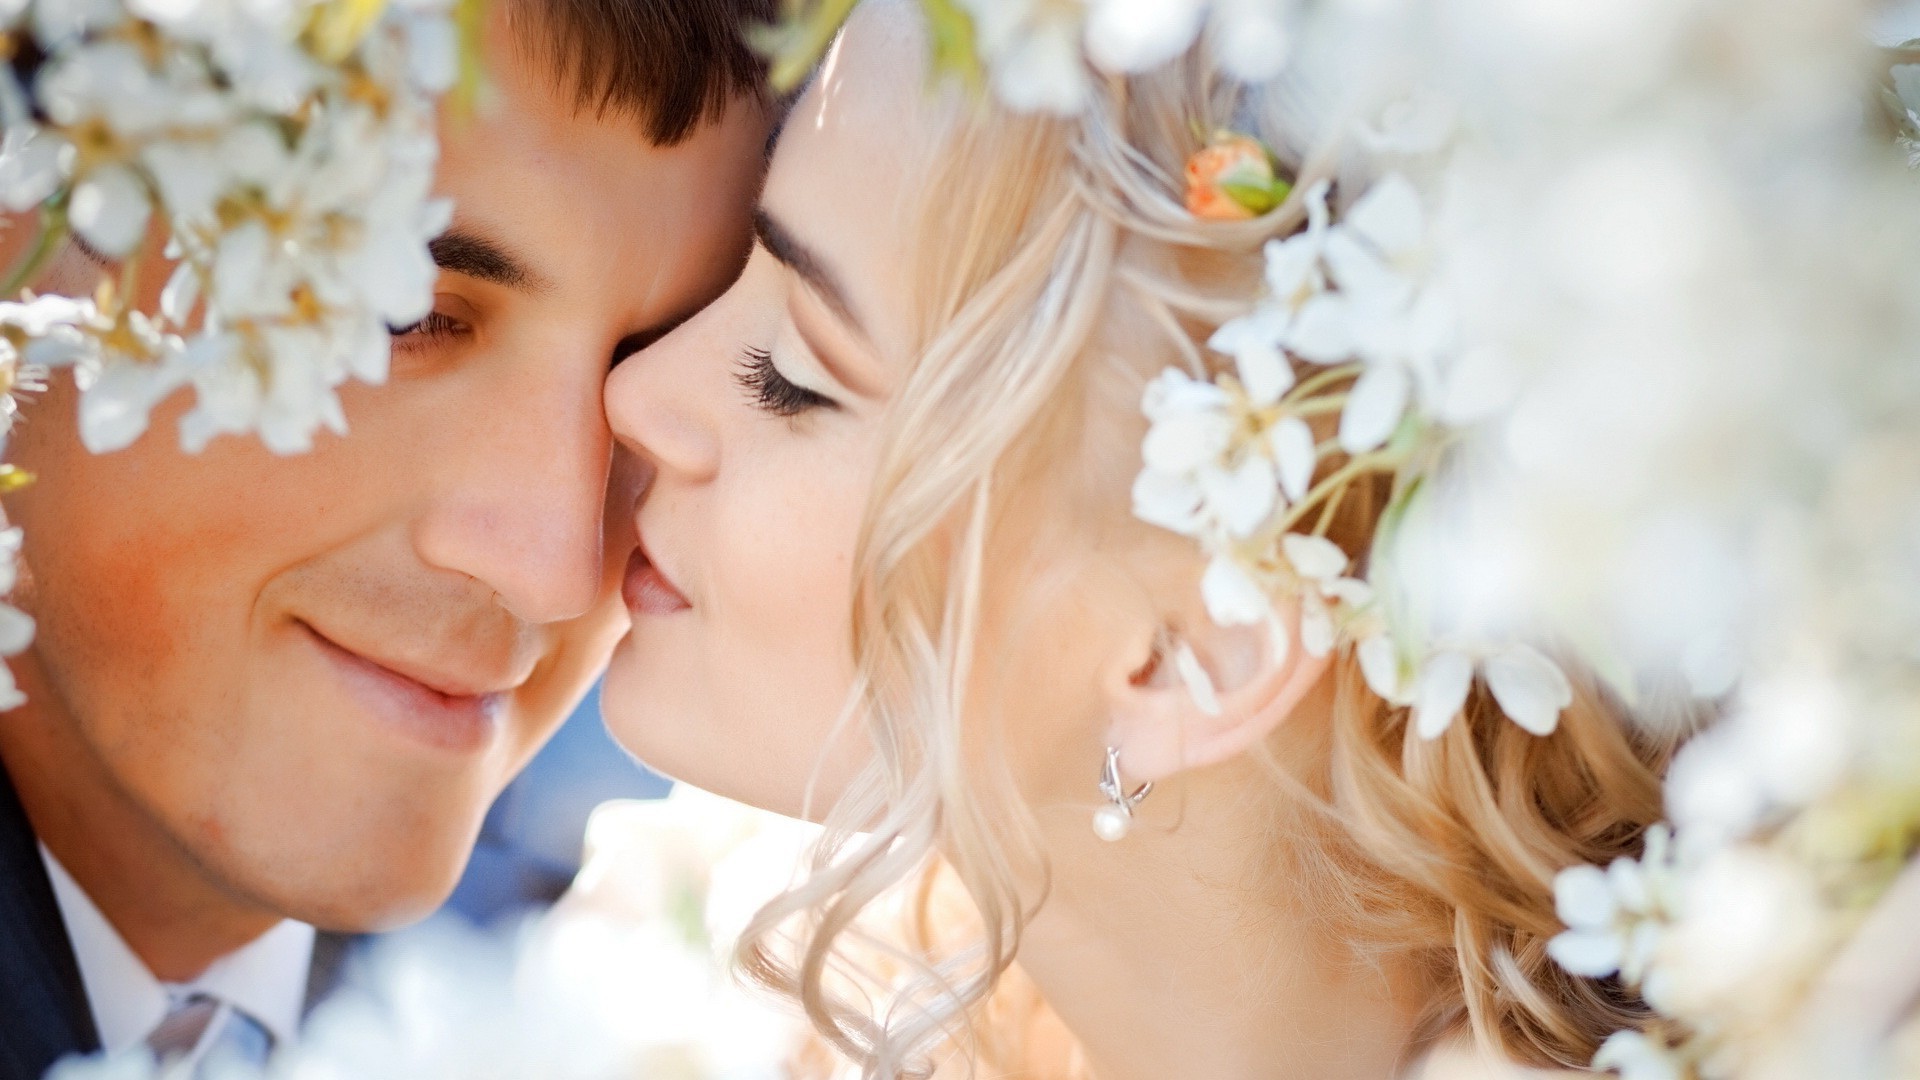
[
  {"xmin": 78, "ymin": 358, "xmax": 184, "ymax": 453},
  {"xmin": 0, "ymin": 604, "xmax": 34, "ymax": 655},
  {"xmin": 1324, "ymin": 577, "xmax": 1374, "ymax": 608},
  {"xmin": 1298, "ymin": 593, "xmax": 1335, "ymax": 658},
  {"xmin": 1199, "ymin": 455, "xmax": 1278, "ymax": 539},
  {"xmin": 1141, "ymin": 367, "xmax": 1229, "ymax": 422},
  {"xmin": 142, "ymin": 140, "xmax": 225, "ymax": 221},
  {"xmin": 1201, "ymin": 555, "xmax": 1272, "ymax": 627},
  {"xmin": 1214, "ymin": 316, "xmax": 1294, "ymax": 407},
  {"xmin": 68, "ymin": 163, "xmax": 152, "ymax": 258},
  {"xmin": 1208, "ymin": 0, "xmax": 1293, "ymax": 81},
  {"xmin": 1262, "ymin": 233, "xmax": 1321, "ymax": 305},
  {"xmin": 0, "ymin": 663, "xmax": 23, "ymax": 713},
  {"xmin": 1547, "ymin": 929, "xmax": 1624, "ymax": 979},
  {"xmin": 1280, "ymin": 532, "xmax": 1348, "ymax": 581},
  {"xmin": 1607, "ymin": 857, "xmax": 1650, "ymax": 914},
  {"xmin": 1172, "ymin": 640, "xmax": 1222, "ymax": 717},
  {"xmin": 1343, "ymin": 173, "xmax": 1424, "ymax": 258},
  {"xmin": 1324, "ymin": 230, "xmax": 1413, "ymax": 311},
  {"xmin": 1338, "ymin": 364, "xmax": 1410, "ymax": 454},
  {"xmin": 1268, "ymin": 416, "xmax": 1315, "ymax": 503},
  {"xmin": 1356, "ymin": 633, "xmax": 1406, "ymax": 703},
  {"xmin": 1553, "ymin": 864, "xmax": 1618, "ymax": 929},
  {"xmin": 1484, "ymin": 643, "xmax": 1574, "ymax": 735},
  {"xmin": 1592, "ymin": 1030, "xmax": 1684, "ymax": 1080},
  {"xmin": 0, "ymin": 126, "xmax": 72, "ymax": 212},
  {"xmin": 1623, "ymin": 921, "xmax": 1663, "ymax": 986},
  {"xmin": 989, "ymin": 16, "xmax": 1090, "ymax": 114},
  {"xmin": 1286, "ymin": 293, "xmax": 1355, "ymax": 364},
  {"xmin": 1142, "ymin": 407, "xmax": 1233, "ymax": 475},
  {"xmin": 1132, "ymin": 468, "xmax": 1204, "ymax": 536},
  {"xmin": 1083, "ymin": 0, "xmax": 1206, "ymax": 74},
  {"xmin": 1412, "ymin": 649, "xmax": 1474, "ymax": 739},
  {"xmin": 159, "ymin": 262, "xmax": 201, "ymax": 326}
]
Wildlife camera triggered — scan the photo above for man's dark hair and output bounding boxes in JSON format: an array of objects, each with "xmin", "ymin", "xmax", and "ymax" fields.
[{"xmin": 508, "ymin": 0, "xmax": 777, "ymax": 146}]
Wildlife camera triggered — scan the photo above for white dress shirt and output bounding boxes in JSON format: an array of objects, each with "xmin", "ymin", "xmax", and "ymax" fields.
[{"xmin": 39, "ymin": 845, "xmax": 315, "ymax": 1057}]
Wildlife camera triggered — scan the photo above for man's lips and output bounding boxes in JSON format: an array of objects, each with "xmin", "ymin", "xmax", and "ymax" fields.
[
  {"xmin": 623, "ymin": 542, "xmax": 690, "ymax": 615},
  {"xmin": 297, "ymin": 621, "xmax": 515, "ymax": 753}
]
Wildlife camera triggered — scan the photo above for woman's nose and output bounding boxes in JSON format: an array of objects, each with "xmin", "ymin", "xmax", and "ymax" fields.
[{"xmin": 605, "ymin": 317, "xmax": 725, "ymax": 484}]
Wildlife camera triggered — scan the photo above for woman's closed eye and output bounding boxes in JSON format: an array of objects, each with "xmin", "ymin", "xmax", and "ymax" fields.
[{"xmin": 736, "ymin": 346, "xmax": 840, "ymax": 417}]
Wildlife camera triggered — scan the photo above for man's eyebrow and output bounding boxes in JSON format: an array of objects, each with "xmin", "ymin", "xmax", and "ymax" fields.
[
  {"xmin": 427, "ymin": 229, "xmax": 551, "ymax": 293},
  {"xmin": 753, "ymin": 207, "xmax": 864, "ymax": 337}
]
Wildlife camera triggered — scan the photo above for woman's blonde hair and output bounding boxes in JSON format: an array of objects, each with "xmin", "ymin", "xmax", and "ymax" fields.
[{"xmin": 739, "ymin": 30, "xmax": 1683, "ymax": 1079}]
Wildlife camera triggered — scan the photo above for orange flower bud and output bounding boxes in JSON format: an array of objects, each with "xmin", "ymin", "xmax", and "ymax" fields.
[{"xmin": 1184, "ymin": 133, "xmax": 1291, "ymax": 221}]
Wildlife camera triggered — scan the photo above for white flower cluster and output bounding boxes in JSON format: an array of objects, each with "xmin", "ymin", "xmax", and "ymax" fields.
[
  {"xmin": 0, "ymin": 0, "xmax": 453, "ymax": 455},
  {"xmin": 1133, "ymin": 151, "xmax": 1576, "ymax": 739},
  {"xmin": 1093, "ymin": 0, "xmax": 1920, "ymax": 1073},
  {"xmin": 1385, "ymin": 0, "xmax": 1920, "ymax": 1074},
  {"xmin": 956, "ymin": 0, "xmax": 1297, "ymax": 113}
]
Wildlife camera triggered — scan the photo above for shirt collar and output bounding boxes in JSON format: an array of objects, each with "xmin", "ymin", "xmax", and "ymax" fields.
[{"xmin": 39, "ymin": 845, "xmax": 316, "ymax": 1052}]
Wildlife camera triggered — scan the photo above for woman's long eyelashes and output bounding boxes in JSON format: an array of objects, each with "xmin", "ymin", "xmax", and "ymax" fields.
[{"xmin": 735, "ymin": 346, "xmax": 839, "ymax": 416}]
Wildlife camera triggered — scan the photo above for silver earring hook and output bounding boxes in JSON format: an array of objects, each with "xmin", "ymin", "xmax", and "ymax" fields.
[{"xmin": 1093, "ymin": 746, "xmax": 1152, "ymax": 841}]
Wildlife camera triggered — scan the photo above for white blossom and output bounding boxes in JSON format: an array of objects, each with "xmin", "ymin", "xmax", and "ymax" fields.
[
  {"xmin": 1410, "ymin": 641, "xmax": 1573, "ymax": 738},
  {"xmin": 1280, "ymin": 532, "xmax": 1371, "ymax": 657},
  {"xmin": 1082, "ymin": 0, "xmax": 1206, "ymax": 74},
  {"xmin": 959, "ymin": 0, "xmax": 1090, "ymax": 114},
  {"xmin": 1132, "ymin": 368, "xmax": 1285, "ymax": 545},
  {"xmin": 1593, "ymin": 1030, "xmax": 1688, "ymax": 1080},
  {"xmin": 1548, "ymin": 825, "xmax": 1676, "ymax": 984}
]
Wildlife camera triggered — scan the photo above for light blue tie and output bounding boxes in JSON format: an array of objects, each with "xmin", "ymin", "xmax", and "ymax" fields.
[
  {"xmin": 200, "ymin": 1003, "xmax": 273, "ymax": 1073},
  {"xmin": 145, "ymin": 993, "xmax": 274, "ymax": 1075}
]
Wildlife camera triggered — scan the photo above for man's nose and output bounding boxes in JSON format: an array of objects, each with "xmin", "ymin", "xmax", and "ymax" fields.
[{"xmin": 412, "ymin": 354, "xmax": 612, "ymax": 625}]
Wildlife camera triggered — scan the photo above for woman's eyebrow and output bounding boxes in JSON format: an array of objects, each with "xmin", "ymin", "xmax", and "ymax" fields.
[{"xmin": 752, "ymin": 207, "xmax": 868, "ymax": 340}]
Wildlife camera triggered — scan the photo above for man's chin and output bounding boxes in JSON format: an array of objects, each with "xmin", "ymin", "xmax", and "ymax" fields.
[
  {"xmin": 217, "ymin": 834, "xmax": 479, "ymax": 934},
  {"xmin": 275, "ymin": 874, "xmax": 465, "ymax": 935}
]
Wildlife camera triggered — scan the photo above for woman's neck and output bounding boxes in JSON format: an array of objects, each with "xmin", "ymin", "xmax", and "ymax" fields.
[{"xmin": 1013, "ymin": 766, "xmax": 1431, "ymax": 1080}]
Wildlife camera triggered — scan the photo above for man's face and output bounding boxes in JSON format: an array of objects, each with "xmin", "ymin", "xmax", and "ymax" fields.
[{"xmin": 0, "ymin": 32, "xmax": 767, "ymax": 930}]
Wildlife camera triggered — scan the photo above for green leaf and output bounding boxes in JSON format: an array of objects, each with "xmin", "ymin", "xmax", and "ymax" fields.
[
  {"xmin": 756, "ymin": 0, "xmax": 862, "ymax": 93},
  {"xmin": 921, "ymin": 0, "xmax": 984, "ymax": 93},
  {"xmin": 1219, "ymin": 178, "xmax": 1292, "ymax": 216},
  {"xmin": 447, "ymin": 0, "xmax": 488, "ymax": 121}
]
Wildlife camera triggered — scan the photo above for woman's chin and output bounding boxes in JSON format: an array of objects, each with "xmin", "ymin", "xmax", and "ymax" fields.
[{"xmin": 596, "ymin": 637, "xmax": 683, "ymax": 765}]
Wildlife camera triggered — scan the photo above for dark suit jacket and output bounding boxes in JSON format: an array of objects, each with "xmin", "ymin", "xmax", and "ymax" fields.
[
  {"xmin": 0, "ymin": 761, "xmax": 98, "ymax": 1080},
  {"xmin": 0, "ymin": 760, "xmax": 354, "ymax": 1080}
]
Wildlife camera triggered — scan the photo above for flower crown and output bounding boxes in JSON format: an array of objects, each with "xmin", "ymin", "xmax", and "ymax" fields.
[{"xmin": 1144, "ymin": 129, "xmax": 1573, "ymax": 739}]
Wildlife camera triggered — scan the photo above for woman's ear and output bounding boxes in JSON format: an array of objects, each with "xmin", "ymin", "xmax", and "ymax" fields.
[{"xmin": 1100, "ymin": 602, "xmax": 1331, "ymax": 785}]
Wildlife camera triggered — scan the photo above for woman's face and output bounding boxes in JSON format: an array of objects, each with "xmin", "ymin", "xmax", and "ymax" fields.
[{"xmin": 600, "ymin": 11, "xmax": 943, "ymax": 816}]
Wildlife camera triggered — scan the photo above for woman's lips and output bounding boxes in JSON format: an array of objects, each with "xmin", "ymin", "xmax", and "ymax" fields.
[
  {"xmin": 299, "ymin": 622, "xmax": 506, "ymax": 753},
  {"xmin": 623, "ymin": 545, "xmax": 690, "ymax": 615}
]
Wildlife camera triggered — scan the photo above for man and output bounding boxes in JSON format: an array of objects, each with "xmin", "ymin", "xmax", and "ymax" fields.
[{"xmin": 0, "ymin": 1, "xmax": 770, "ymax": 1076}]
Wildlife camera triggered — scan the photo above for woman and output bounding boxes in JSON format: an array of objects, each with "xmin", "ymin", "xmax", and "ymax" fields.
[{"xmin": 601, "ymin": 3, "xmax": 1677, "ymax": 1077}]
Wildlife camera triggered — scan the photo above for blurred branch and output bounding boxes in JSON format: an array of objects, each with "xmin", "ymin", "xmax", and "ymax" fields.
[{"xmin": 1773, "ymin": 851, "xmax": 1920, "ymax": 1078}]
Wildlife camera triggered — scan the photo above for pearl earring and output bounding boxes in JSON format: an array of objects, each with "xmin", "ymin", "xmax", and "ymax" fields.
[{"xmin": 1093, "ymin": 746, "xmax": 1153, "ymax": 842}]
